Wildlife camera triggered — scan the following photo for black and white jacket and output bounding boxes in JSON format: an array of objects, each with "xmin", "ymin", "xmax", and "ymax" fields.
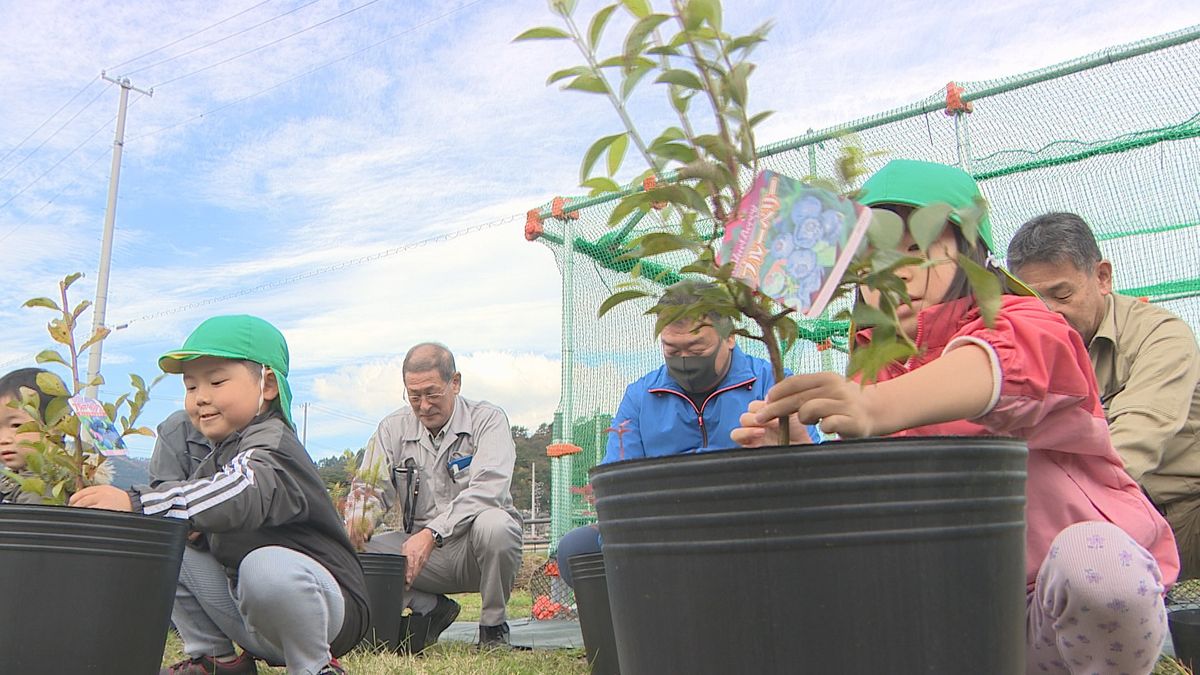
[{"xmin": 130, "ymin": 410, "xmax": 369, "ymax": 657}]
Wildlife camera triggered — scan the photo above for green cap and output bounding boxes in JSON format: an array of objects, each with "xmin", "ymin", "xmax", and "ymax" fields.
[
  {"xmin": 859, "ymin": 159, "xmax": 1035, "ymax": 296},
  {"xmin": 159, "ymin": 315, "xmax": 295, "ymax": 428}
]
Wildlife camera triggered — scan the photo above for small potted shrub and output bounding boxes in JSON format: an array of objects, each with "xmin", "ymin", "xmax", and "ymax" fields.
[
  {"xmin": 0, "ymin": 273, "xmax": 188, "ymax": 674},
  {"xmin": 518, "ymin": 2, "xmax": 1026, "ymax": 673}
]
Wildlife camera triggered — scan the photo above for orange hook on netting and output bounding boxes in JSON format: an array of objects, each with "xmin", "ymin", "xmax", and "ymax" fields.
[
  {"xmin": 816, "ymin": 339, "xmax": 833, "ymax": 352},
  {"xmin": 524, "ymin": 208, "xmax": 544, "ymax": 241},
  {"xmin": 945, "ymin": 81, "xmax": 974, "ymax": 116},
  {"xmin": 643, "ymin": 175, "xmax": 667, "ymax": 210},
  {"xmin": 551, "ymin": 196, "xmax": 579, "ymax": 220}
]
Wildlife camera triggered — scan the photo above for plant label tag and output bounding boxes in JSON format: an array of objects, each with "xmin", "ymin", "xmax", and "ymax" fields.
[
  {"xmin": 715, "ymin": 170, "xmax": 872, "ymax": 318},
  {"xmin": 68, "ymin": 395, "xmax": 127, "ymax": 456}
]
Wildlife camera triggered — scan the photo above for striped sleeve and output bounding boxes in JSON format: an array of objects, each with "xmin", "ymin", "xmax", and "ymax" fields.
[{"xmin": 138, "ymin": 449, "xmax": 259, "ymax": 520}]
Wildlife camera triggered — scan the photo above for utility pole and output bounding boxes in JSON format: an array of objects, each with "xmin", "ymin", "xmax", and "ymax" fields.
[
  {"xmin": 530, "ymin": 462, "xmax": 536, "ymax": 519},
  {"xmin": 302, "ymin": 403, "xmax": 309, "ymax": 445},
  {"xmin": 84, "ymin": 72, "xmax": 152, "ymax": 398}
]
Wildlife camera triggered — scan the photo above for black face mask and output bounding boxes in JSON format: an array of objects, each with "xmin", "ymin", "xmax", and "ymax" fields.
[{"xmin": 665, "ymin": 346, "xmax": 726, "ymax": 393}]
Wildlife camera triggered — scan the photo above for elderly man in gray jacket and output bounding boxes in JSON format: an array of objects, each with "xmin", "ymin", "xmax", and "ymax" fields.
[{"xmin": 345, "ymin": 342, "xmax": 523, "ymax": 648}]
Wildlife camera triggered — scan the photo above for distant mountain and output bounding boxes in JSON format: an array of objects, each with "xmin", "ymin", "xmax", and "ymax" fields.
[{"xmin": 108, "ymin": 455, "xmax": 151, "ymax": 489}]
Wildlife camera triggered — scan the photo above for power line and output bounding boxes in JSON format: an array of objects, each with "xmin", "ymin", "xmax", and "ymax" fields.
[
  {"xmin": 150, "ymin": 0, "xmax": 383, "ymax": 89},
  {"xmin": 123, "ymin": 0, "xmax": 325, "ymax": 78},
  {"xmin": 0, "ymin": 144, "xmax": 111, "ymax": 246},
  {"xmin": 118, "ymin": 209, "xmax": 520, "ymax": 326},
  {"xmin": 0, "ymin": 94, "xmax": 145, "ymax": 214},
  {"xmin": 106, "ymin": 0, "xmax": 277, "ymax": 72},
  {"xmin": 0, "ymin": 75, "xmax": 100, "ymax": 169},
  {"xmin": 309, "ymin": 403, "xmax": 378, "ymax": 426},
  {"xmin": 127, "ymin": 0, "xmax": 486, "ymax": 144},
  {"xmin": 0, "ymin": 81, "xmax": 113, "ymax": 184}
]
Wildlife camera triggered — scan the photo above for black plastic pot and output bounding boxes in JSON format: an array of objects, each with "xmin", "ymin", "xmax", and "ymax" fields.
[
  {"xmin": 0, "ymin": 503, "xmax": 187, "ymax": 675},
  {"xmin": 569, "ymin": 552, "xmax": 621, "ymax": 675},
  {"xmin": 590, "ymin": 437, "xmax": 1028, "ymax": 675},
  {"xmin": 358, "ymin": 552, "xmax": 408, "ymax": 652},
  {"xmin": 1169, "ymin": 609, "xmax": 1200, "ymax": 670}
]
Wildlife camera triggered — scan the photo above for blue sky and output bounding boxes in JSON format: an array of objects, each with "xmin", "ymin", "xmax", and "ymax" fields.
[{"xmin": 2, "ymin": 0, "xmax": 1196, "ymax": 459}]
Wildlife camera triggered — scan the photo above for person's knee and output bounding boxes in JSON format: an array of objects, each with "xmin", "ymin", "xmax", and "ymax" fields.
[
  {"xmin": 469, "ymin": 508, "xmax": 522, "ymax": 553},
  {"xmin": 555, "ymin": 525, "xmax": 601, "ymax": 587},
  {"xmin": 237, "ymin": 547, "xmax": 321, "ymax": 611},
  {"xmin": 1042, "ymin": 521, "xmax": 1164, "ymax": 609}
]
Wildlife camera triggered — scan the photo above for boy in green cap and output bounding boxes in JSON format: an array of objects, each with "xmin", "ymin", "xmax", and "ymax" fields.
[{"xmin": 72, "ymin": 315, "xmax": 368, "ymax": 675}]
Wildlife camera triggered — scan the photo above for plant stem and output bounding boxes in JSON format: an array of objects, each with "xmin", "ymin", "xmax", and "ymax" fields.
[
  {"xmin": 760, "ymin": 317, "xmax": 790, "ymax": 446},
  {"xmin": 560, "ymin": 10, "xmax": 661, "ymax": 174},
  {"xmin": 59, "ymin": 280, "xmax": 86, "ymax": 492}
]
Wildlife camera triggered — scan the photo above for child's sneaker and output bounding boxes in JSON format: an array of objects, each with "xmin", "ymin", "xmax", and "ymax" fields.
[
  {"xmin": 316, "ymin": 657, "xmax": 346, "ymax": 674},
  {"xmin": 160, "ymin": 651, "xmax": 259, "ymax": 674}
]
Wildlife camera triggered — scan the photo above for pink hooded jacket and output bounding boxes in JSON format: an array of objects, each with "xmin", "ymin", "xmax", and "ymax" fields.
[{"xmin": 856, "ymin": 295, "xmax": 1179, "ymax": 590}]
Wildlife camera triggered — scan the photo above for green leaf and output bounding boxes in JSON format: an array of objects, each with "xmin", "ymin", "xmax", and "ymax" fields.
[
  {"xmin": 650, "ymin": 141, "xmax": 697, "ymax": 164},
  {"xmin": 70, "ymin": 300, "xmax": 91, "ymax": 321},
  {"xmin": 34, "ymin": 349, "xmax": 68, "ymax": 367},
  {"xmin": 623, "ymin": 13, "xmax": 670, "ymax": 62},
  {"xmin": 848, "ymin": 340, "xmax": 916, "ymax": 384},
  {"xmin": 692, "ymin": 133, "xmax": 736, "ymax": 165},
  {"xmin": 625, "ymin": 232, "xmax": 702, "ymax": 258},
  {"xmin": 655, "ymin": 68, "xmax": 704, "ymax": 90},
  {"xmin": 588, "ymin": 4, "xmax": 619, "ymax": 48},
  {"xmin": 582, "ymin": 176, "xmax": 621, "ymax": 194},
  {"xmin": 850, "ymin": 302, "xmax": 896, "ymax": 328},
  {"xmin": 78, "ymin": 325, "xmax": 111, "ymax": 353},
  {"xmin": 127, "ymin": 426, "xmax": 155, "ymax": 437},
  {"xmin": 35, "ymin": 372, "xmax": 70, "ymax": 397},
  {"xmin": 564, "ymin": 73, "xmax": 609, "ymax": 94},
  {"xmin": 23, "ymin": 297, "xmax": 60, "ymax": 311},
  {"xmin": 581, "ymin": 133, "xmax": 623, "ymax": 182},
  {"xmin": 747, "ymin": 110, "xmax": 773, "ymax": 127},
  {"xmin": 909, "ymin": 203, "xmax": 953, "ymax": 253},
  {"xmin": 606, "ymin": 133, "xmax": 629, "ymax": 176},
  {"xmin": 621, "ymin": 0, "xmax": 651, "ymax": 18},
  {"xmin": 669, "ymin": 86, "xmax": 693, "ymax": 115},
  {"xmin": 598, "ymin": 290, "xmax": 651, "ymax": 318},
  {"xmin": 867, "ymin": 209, "xmax": 904, "ymax": 252},
  {"xmin": 21, "ymin": 477, "xmax": 46, "ymax": 498},
  {"xmin": 513, "ymin": 26, "xmax": 571, "ymax": 41},
  {"xmin": 953, "ymin": 197, "xmax": 989, "ymax": 249},
  {"xmin": 620, "ymin": 63, "xmax": 654, "ymax": 100},
  {"xmin": 608, "ymin": 193, "xmax": 650, "ymax": 227},
  {"xmin": 652, "ymin": 303, "xmax": 692, "ymax": 336},
  {"xmin": 687, "ymin": 0, "xmax": 722, "ymax": 30},
  {"xmin": 61, "ymin": 272, "xmax": 83, "ymax": 290},
  {"xmin": 546, "ymin": 66, "xmax": 588, "ymax": 86},
  {"xmin": 958, "ymin": 253, "xmax": 1002, "ymax": 327},
  {"xmin": 727, "ymin": 62, "xmax": 753, "ymax": 107},
  {"xmin": 45, "ymin": 397, "xmax": 69, "ymax": 426}
]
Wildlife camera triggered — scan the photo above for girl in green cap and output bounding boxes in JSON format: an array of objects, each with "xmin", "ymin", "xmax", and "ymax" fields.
[{"xmin": 735, "ymin": 160, "xmax": 1179, "ymax": 674}]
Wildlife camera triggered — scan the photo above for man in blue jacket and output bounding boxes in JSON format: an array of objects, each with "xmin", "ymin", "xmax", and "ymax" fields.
[{"xmin": 556, "ymin": 280, "xmax": 817, "ymax": 585}]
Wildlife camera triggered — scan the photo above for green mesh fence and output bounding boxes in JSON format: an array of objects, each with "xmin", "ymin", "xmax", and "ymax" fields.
[{"xmin": 531, "ymin": 25, "xmax": 1200, "ymax": 550}]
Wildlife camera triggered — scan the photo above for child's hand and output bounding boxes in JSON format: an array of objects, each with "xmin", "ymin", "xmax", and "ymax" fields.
[
  {"xmin": 346, "ymin": 517, "xmax": 374, "ymax": 551},
  {"xmin": 731, "ymin": 400, "xmax": 814, "ymax": 447},
  {"xmin": 69, "ymin": 485, "xmax": 133, "ymax": 512},
  {"xmin": 756, "ymin": 372, "xmax": 877, "ymax": 439}
]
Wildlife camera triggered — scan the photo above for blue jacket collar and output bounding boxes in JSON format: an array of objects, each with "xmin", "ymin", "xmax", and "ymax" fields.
[{"xmin": 647, "ymin": 344, "xmax": 758, "ymax": 393}]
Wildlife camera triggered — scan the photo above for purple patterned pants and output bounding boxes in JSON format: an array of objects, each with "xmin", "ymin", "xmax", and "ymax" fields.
[{"xmin": 1027, "ymin": 521, "xmax": 1168, "ymax": 674}]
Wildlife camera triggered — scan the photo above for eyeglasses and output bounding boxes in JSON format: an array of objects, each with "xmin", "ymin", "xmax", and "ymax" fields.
[{"xmin": 404, "ymin": 380, "xmax": 454, "ymax": 405}]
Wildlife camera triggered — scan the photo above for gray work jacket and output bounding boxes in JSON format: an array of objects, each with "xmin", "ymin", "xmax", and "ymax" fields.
[{"xmin": 351, "ymin": 396, "xmax": 522, "ymax": 540}]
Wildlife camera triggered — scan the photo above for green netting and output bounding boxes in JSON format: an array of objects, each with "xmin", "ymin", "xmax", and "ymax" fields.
[{"xmin": 536, "ymin": 25, "xmax": 1200, "ymax": 549}]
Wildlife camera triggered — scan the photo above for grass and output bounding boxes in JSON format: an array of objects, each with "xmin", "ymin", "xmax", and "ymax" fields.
[
  {"xmin": 162, "ymin": 631, "xmax": 588, "ymax": 674},
  {"xmin": 450, "ymin": 589, "xmax": 533, "ymax": 624}
]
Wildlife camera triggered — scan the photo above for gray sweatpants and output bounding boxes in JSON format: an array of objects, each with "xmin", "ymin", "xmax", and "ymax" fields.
[
  {"xmin": 172, "ymin": 545, "xmax": 346, "ymax": 675},
  {"xmin": 1027, "ymin": 521, "xmax": 1168, "ymax": 674},
  {"xmin": 364, "ymin": 507, "xmax": 522, "ymax": 626}
]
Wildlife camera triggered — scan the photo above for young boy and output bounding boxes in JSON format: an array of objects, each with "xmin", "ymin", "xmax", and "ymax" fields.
[
  {"xmin": 0, "ymin": 367, "xmax": 54, "ymax": 504},
  {"xmin": 72, "ymin": 315, "xmax": 369, "ymax": 675}
]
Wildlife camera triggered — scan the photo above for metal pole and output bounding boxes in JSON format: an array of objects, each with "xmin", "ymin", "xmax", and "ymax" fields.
[
  {"xmin": 85, "ymin": 73, "xmax": 151, "ymax": 398},
  {"xmin": 531, "ymin": 461, "xmax": 536, "ymax": 519},
  {"xmin": 302, "ymin": 403, "xmax": 309, "ymax": 445}
]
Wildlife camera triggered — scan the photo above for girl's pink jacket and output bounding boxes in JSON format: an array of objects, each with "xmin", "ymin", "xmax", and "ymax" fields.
[{"xmin": 856, "ymin": 295, "xmax": 1180, "ymax": 589}]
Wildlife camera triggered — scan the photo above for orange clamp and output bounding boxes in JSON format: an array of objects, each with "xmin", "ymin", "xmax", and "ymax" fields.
[
  {"xmin": 551, "ymin": 196, "xmax": 579, "ymax": 221},
  {"xmin": 944, "ymin": 81, "xmax": 974, "ymax": 116},
  {"xmin": 643, "ymin": 175, "xmax": 666, "ymax": 210},
  {"xmin": 524, "ymin": 208, "xmax": 544, "ymax": 241}
]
